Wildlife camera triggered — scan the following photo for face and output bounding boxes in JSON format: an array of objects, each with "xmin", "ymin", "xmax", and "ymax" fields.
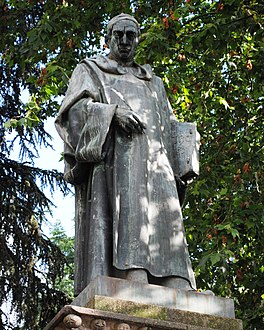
[
  {"xmin": 92, "ymin": 319, "xmax": 106, "ymax": 329},
  {"xmin": 108, "ymin": 19, "xmax": 139, "ymax": 64},
  {"xmin": 117, "ymin": 323, "xmax": 130, "ymax": 330}
]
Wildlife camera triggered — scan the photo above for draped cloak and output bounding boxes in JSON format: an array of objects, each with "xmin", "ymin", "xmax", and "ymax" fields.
[{"xmin": 55, "ymin": 55, "xmax": 196, "ymax": 295}]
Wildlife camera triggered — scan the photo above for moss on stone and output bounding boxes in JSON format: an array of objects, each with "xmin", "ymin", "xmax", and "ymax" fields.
[{"xmin": 86, "ymin": 296, "xmax": 243, "ymax": 330}]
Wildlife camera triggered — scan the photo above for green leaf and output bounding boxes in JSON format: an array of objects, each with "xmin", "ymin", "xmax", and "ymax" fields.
[{"xmin": 210, "ymin": 253, "xmax": 221, "ymax": 266}]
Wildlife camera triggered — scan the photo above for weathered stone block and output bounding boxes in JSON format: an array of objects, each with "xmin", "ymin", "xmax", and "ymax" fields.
[
  {"xmin": 44, "ymin": 304, "xmax": 243, "ymax": 330},
  {"xmin": 72, "ymin": 276, "xmax": 235, "ymax": 318},
  {"xmin": 45, "ymin": 276, "xmax": 243, "ymax": 330}
]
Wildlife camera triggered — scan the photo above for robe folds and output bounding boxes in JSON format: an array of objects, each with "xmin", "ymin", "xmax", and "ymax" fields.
[{"xmin": 55, "ymin": 55, "xmax": 196, "ymax": 295}]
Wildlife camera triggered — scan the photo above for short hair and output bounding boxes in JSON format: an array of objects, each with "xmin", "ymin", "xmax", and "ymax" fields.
[{"xmin": 106, "ymin": 13, "xmax": 140, "ymax": 40}]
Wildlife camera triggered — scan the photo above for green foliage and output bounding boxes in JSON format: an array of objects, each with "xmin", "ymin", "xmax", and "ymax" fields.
[
  {"xmin": 0, "ymin": 155, "xmax": 71, "ymax": 329},
  {"xmin": 50, "ymin": 222, "xmax": 74, "ymax": 298},
  {"xmin": 1, "ymin": 0, "xmax": 263, "ymax": 329}
]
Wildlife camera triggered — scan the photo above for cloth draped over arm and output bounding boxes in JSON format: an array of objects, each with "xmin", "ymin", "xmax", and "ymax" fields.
[{"xmin": 55, "ymin": 63, "xmax": 117, "ymax": 184}]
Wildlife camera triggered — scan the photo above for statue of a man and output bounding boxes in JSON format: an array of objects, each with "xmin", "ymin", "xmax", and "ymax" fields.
[{"xmin": 56, "ymin": 13, "xmax": 198, "ymax": 296}]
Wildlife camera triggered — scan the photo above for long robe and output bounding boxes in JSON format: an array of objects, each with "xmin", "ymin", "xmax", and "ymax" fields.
[{"xmin": 55, "ymin": 55, "xmax": 196, "ymax": 295}]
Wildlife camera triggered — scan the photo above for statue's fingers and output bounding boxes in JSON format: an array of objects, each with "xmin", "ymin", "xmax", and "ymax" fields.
[
  {"xmin": 132, "ymin": 115, "xmax": 146, "ymax": 133},
  {"xmin": 119, "ymin": 122, "xmax": 132, "ymax": 134},
  {"xmin": 138, "ymin": 120, "xmax": 146, "ymax": 132},
  {"xmin": 125, "ymin": 119, "xmax": 138, "ymax": 133},
  {"xmin": 129, "ymin": 118, "xmax": 144, "ymax": 134}
]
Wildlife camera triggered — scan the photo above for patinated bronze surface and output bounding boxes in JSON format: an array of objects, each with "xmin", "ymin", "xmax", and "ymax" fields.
[{"xmin": 55, "ymin": 13, "xmax": 199, "ymax": 296}]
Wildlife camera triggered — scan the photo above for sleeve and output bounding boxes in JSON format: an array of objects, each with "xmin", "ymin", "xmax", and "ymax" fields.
[{"xmin": 55, "ymin": 62, "xmax": 116, "ymax": 185}]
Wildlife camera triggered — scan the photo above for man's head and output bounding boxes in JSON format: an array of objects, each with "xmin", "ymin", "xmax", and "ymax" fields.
[{"xmin": 106, "ymin": 13, "xmax": 140, "ymax": 65}]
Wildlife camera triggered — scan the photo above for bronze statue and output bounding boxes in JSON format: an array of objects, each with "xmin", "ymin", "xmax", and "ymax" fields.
[{"xmin": 56, "ymin": 13, "xmax": 199, "ymax": 296}]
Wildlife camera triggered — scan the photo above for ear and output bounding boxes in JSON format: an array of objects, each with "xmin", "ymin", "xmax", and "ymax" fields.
[
  {"xmin": 135, "ymin": 29, "xmax": 141, "ymax": 44},
  {"xmin": 105, "ymin": 35, "xmax": 109, "ymax": 43},
  {"xmin": 134, "ymin": 36, "xmax": 139, "ymax": 48}
]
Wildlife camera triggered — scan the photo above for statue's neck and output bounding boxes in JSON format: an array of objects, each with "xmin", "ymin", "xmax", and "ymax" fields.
[{"xmin": 108, "ymin": 54, "xmax": 134, "ymax": 67}]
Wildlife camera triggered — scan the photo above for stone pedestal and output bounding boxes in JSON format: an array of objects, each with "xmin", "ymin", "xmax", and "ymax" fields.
[{"xmin": 45, "ymin": 276, "xmax": 243, "ymax": 330}]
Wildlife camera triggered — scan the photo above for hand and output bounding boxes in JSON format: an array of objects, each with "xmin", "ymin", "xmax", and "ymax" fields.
[{"xmin": 115, "ymin": 106, "xmax": 146, "ymax": 135}]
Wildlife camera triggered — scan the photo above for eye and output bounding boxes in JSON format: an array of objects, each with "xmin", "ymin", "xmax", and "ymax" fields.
[
  {"xmin": 126, "ymin": 31, "xmax": 136, "ymax": 40},
  {"xmin": 113, "ymin": 31, "xmax": 124, "ymax": 38}
]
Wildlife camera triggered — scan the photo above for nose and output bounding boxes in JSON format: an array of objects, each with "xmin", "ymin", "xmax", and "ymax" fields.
[{"xmin": 120, "ymin": 33, "xmax": 128, "ymax": 45}]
